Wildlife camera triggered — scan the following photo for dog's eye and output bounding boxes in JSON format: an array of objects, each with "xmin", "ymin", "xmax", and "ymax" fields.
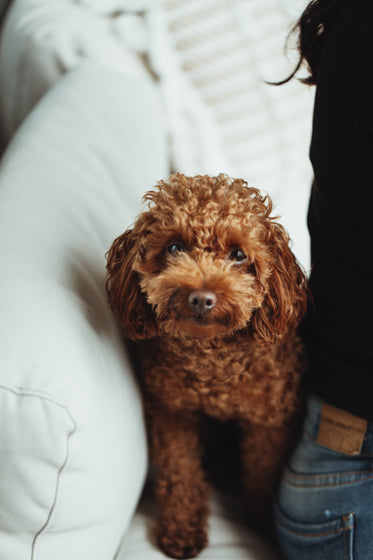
[
  {"xmin": 167, "ymin": 242, "xmax": 186, "ymax": 256},
  {"xmin": 228, "ymin": 248, "xmax": 247, "ymax": 263}
]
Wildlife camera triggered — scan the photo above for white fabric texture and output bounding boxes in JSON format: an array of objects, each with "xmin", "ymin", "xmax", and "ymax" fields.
[
  {"xmin": 0, "ymin": 0, "xmax": 312, "ymax": 268},
  {"xmin": 0, "ymin": 0, "xmax": 151, "ymax": 137},
  {"xmin": 0, "ymin": 63, "xmax": 168, "ymax": 559}
]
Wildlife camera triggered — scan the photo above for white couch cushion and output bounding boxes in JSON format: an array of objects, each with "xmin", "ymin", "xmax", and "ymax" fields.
[{"xmin": 0, "ymin": 63, "xmax": 168, "ymax": 559}]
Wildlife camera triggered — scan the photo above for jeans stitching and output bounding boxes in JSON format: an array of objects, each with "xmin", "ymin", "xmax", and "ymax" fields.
[
  {"xmin": 284, "ymin": 466, "xmax": 373, "ymax": 481},
  {"xmin": 343, "ymin": 514, "xmax": 354, "ymax": 560},
  {"xmin": 283, "ymin": 472, "xmax": 373, "ymax": 489},
  {"xmin": 277, "ymin": 515, "xmax": 354, "ymax": 549},
  {"xmin": 277, "ymin": 518, "xmax": 347, "ymax": 539}
]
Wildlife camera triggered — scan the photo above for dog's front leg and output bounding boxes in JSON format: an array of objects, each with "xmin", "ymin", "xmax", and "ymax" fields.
[
  {"xmin": 147, "ymin": 405, "xmax": 210, "ymax": 559},
  {"xmin": 239, "ymin": 421, "xmax": 295, "ymax": 538}
]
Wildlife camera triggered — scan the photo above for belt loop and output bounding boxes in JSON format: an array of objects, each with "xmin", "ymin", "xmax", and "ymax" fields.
[{"xmin": 317, "ymin": 403, "xmax": 367, "ymax": 455}]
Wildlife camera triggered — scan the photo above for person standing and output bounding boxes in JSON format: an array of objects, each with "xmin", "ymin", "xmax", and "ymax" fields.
[{"xmin": 275, "ymin": 1, "xmax": 373, "ymax": 558}]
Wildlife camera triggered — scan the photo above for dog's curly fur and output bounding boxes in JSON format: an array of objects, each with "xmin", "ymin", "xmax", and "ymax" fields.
[{"xmin": 106, "ymin": 174, "xmax": 307, "ymax": 559}]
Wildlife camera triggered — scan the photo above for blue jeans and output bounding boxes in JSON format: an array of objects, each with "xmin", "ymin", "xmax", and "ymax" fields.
[{"xmin": 275, "ymin": 396, "xmax": 373, "ymax": 559}]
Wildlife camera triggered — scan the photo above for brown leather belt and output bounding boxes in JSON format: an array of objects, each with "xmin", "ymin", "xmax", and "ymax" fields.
[{"xmin": 317, "ymin": 402, "xmax": 368, "ymax": 455}]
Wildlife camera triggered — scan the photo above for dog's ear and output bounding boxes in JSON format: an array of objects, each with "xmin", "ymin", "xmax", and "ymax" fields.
[
  {"xmin": 105, "ymin": 227, "xmax": 158, "ymax": 340},
  {"xmin": 249, "ymin": 222, "xmax": 308, "ymax": 343}
]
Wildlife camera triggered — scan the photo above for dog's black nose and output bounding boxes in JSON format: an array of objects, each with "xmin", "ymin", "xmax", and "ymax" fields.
[{"xmin": 188, "ymin": 290, "xmax": 217, "ymax": 315}]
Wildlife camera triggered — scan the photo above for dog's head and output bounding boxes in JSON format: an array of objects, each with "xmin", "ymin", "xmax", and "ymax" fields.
[{"xmin": 106, "ymin": 174, "xmax": 307, "ymax": 342}]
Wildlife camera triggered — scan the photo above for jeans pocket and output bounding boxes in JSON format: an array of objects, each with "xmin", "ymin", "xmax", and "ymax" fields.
[{"xmin": 275, "ymin": 506, "xmax": 354, "ymax": 560}]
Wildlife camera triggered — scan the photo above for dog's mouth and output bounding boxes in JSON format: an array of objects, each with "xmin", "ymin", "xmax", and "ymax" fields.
[
  {"xmin": 185, "ymin": 314, "xmax": 231, "ymax": 328},
  {"xmin": 186, "ymin": 315, "xmax": 213, "ymax": 325}
]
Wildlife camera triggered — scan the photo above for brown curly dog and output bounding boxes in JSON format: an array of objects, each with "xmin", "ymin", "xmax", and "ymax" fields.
[{"xmin": 106, "ymin": 173, "xmax": 307, "ymax": 559}]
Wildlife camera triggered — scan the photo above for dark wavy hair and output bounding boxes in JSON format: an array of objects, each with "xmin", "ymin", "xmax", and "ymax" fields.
[{"xmin": 280, "ymin": 0, "xmax": 347, "ymax": 85}]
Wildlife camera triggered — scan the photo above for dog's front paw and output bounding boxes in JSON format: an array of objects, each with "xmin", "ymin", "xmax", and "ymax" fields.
[{"xmin": 156, "ymin": 521, "xmax": 208, "ymax": 559}]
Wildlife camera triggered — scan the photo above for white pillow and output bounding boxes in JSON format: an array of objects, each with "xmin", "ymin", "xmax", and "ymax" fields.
[
  {"xmin": 0, "ymin": 63, "xmax": 168, "ymax": 559},
  {"xmin": 0, "ymin": 0, "xmax": 150, "ymax": 140}
]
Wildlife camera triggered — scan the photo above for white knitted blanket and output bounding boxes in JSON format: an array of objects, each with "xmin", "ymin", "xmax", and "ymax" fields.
[{"xmin": 79, "ymin": 0, "xmax": 313, "ymax": 267}]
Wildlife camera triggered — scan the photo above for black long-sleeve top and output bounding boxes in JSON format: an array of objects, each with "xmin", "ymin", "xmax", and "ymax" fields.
[{"xmin": 304, "ymin": 0, "xmax": 373, "ymax": 420}]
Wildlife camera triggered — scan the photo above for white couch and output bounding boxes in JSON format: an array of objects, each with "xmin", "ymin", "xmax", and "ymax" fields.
[
  {"xmin": 0, "ymin": 64, "xmax": 157, "ymax": 559},
  {"xmin": 0, "ymin": 1, "xmax": 312, "ymax": 558},
  {"xmin": 0, "ymin": 60, "xmax": 280, "ymax": 560}
]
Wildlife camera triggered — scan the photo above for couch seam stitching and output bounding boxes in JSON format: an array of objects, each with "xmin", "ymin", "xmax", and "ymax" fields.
[{"xmin": 0, "ymin": 384, "xmax": 77, "ymax": 560}]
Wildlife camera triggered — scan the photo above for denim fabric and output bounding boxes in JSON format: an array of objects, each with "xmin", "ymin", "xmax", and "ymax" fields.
[{"xmin": 275, "ymin": 396, "xmax": 373, "ymax": 559}]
